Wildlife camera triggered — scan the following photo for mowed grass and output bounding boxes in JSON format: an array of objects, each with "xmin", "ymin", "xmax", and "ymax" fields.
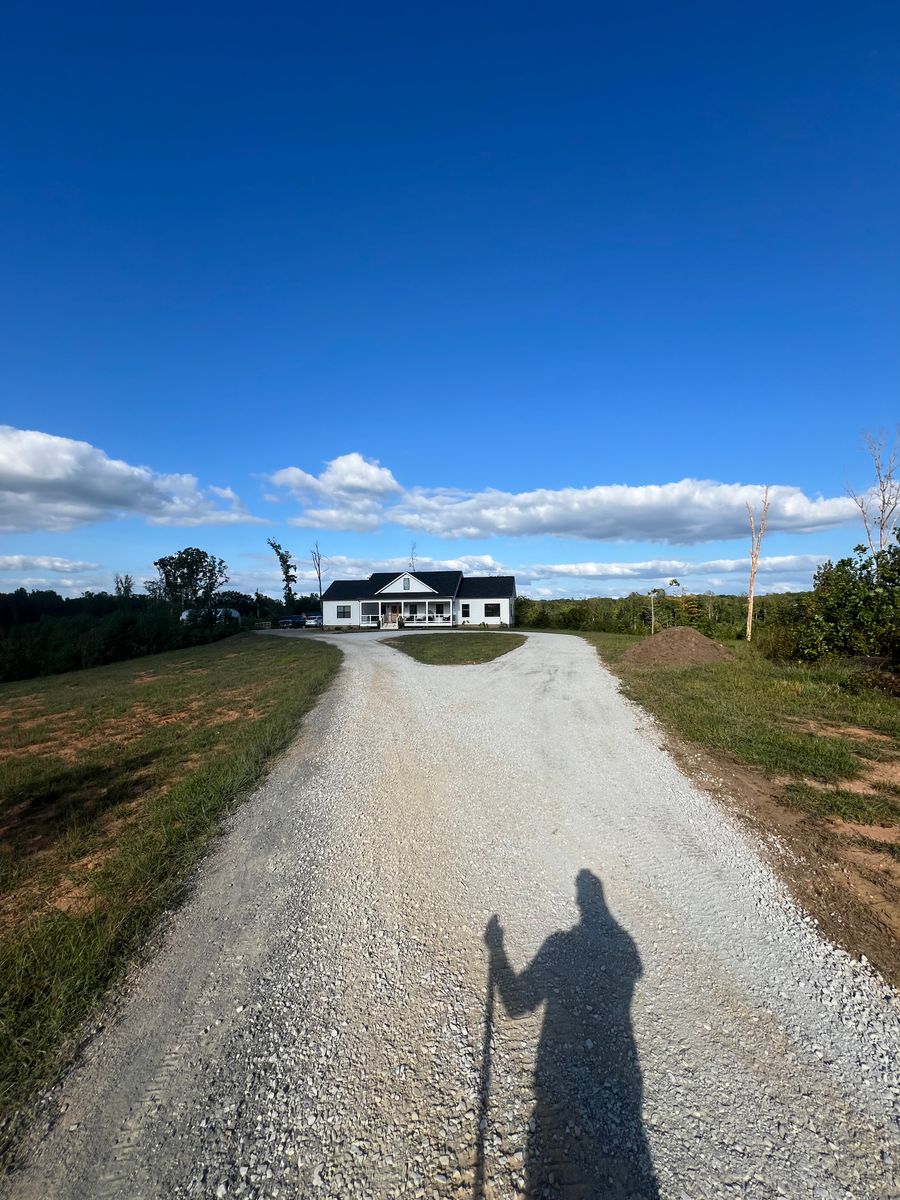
[
  {"xmin": 578, "ymin": 631, "xmax": 900, "ymax": 825},
  {"xmin": 0, "ymin": 634, "xmax": 340, "ymax": 1123},
  {"xmin": 383, "ymin": 631, "xmax": 526, "ymax": 665}
]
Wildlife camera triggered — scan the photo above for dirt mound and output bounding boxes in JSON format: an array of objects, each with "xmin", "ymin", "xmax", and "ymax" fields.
[{"xmin": 621, "ymin": 626, "xmax": 734, "ymax": 667}]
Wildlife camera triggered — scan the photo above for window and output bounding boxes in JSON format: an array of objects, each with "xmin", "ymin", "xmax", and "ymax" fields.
[
  {"xmin": 484, "ymin": 603, "xmax": 501, "ymax": 618},
  {"xmin": 461, "ymin": 603, "xmax": 470, "ymax": 618},
  {"xmin": 336, "ymin": 605, "xmax": 351, "ymax": 619},
  {"xmin": 402, "ymin": 576, "xmax": 410, "ymax": 590}
]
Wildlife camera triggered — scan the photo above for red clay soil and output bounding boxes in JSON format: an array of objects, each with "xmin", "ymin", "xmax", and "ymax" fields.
[{"xmin": 621, "ymin": 626, "xmax": 734, "ymax": 667}]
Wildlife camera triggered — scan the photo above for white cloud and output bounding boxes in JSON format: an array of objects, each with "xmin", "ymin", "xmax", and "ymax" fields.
[
  {"xmin": 394, "ymin": 481, "xmax": 856, "ymax": 543},
  {"xmin": 0, "ymin": 427, "xmax": 266, "ymax": 532},
  {"xmin": 225, "ymin": 551, "xmax": 508, "ymax": 599},
  {"xmin": 0, "ymin": 554, "xmax": 101, "ymax": 573},
  {"xmin": 269, "ymin": 453, "xmax": 859, "ymax": 544},
  {"xmin": 519, "ymin": 554, "xmax": 822, "ymax": 582},
  {"xmin": 236, "ymin": 545, "xmax": 818, "ymax": 600},
  {"xmin": 320, "ymin": 552, "xmax": 505, "ymax": 580},
  {"xmin": 289, "ymin": 505, "xmax": 385, "ymax": 532},
  {"xmin": 514, "ymin": 554, "xmax": 823, "ymax": 598},
  {"xmin": 270, "ymin": 453, "xmax": 402, "ymax": 532},
  {"xmin": 1, "ymin": 576, "xmax": 101, "ymax": 595},
  {"xmin": 230, "ymin": 551, "xmax": 506, "ymax": 594}
]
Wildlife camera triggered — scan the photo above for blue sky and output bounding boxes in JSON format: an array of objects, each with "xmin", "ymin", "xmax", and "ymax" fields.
[{"xmin": 1, "ymin": 2, "xmax": 898, "ymax": 599}]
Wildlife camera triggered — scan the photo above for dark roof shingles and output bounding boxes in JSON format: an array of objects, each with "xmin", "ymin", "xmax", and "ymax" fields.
[
  {"xmin": 323, "ymin": 572, "xmax": 515, "ymax": 602},
  {"xmin": 457, "ymin": 575, "xmax": 517, "ymax": 599}
]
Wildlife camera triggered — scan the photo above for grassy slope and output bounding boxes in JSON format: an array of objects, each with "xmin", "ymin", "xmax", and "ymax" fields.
[
  {"xmin": 577, "ymin": 631, "xmax": 900, "ymax": 824},
  {"xmin": 0, "ymin": 634, "xmax": 341, "ymax": 1123},
  {"xmin": 382, "ymin": 631, "xmax": 526, "ymax": 665}
]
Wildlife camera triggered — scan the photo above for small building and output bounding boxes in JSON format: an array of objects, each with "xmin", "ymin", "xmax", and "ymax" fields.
[{"xmin": 321, "ymin": 571, "xmax": 517, "ymax": 630}]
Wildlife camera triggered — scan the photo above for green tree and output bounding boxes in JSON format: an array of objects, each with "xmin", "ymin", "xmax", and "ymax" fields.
[
  {"xmin": 214, "ymin": 590, "xmax": 255, "ymax": 616},
  {"xmin": 267, "ymin": 539, "xmax": 298, "ymax": 610},
  {"xmin": 114, "ymin": 573, "xmax": 135, "ymax": 610},
  {"xmin": 152, "ymin": 547, "xmax": 229, "ymax": 617},
  {"xmin": 800, "ymin": 536, "xmax": 900, "ymax": 661}
]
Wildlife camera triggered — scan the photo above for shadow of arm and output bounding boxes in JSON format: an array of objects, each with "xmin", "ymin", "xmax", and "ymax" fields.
[{"xmin": 488, "ymin": 941, "xmax": 543, "ymax": 1017}]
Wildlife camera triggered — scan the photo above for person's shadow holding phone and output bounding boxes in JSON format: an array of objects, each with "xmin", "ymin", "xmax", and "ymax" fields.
[{"xmin": 484, "ymin": 871, "xmax": 659, "ymax": 1198}]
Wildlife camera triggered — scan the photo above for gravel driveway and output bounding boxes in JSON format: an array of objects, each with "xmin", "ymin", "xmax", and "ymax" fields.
[{"xmin": 4, "ymin": 631, "xmax": 899, "ymax": 1199}]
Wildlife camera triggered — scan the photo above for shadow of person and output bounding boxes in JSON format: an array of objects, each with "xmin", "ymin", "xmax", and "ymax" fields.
[{"xmin": 483, "ymin": 871, "xmax": 659, "ymax": 1199}]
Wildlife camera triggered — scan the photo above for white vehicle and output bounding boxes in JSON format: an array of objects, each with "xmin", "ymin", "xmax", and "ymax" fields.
[{"xmin": 179, "ymin": 607, "xmax": 241, "ymax": 623}]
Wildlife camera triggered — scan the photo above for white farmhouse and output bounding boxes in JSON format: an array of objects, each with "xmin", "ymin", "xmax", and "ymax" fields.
[{"xmin": 321, "ymin": 571, "xmax": 517, "ymax": 630}]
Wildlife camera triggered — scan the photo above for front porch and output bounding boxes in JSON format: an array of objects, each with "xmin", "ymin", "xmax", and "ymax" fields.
[{"xmin": 361, "ymin": 599, "xmax": 455, "ymax": 630}]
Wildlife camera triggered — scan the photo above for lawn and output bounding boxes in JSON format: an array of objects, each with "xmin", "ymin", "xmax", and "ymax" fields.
[
  {"xmin": 383, "ymin": 631, "xmax": 526, "ymax": 665},
  {"xmin": 577, "ymin": 631, "xmax": 900, "ymax": 823},
  {"xmin": 0, "ymin": 633, "xmax": 340, "ymax": 1124}
]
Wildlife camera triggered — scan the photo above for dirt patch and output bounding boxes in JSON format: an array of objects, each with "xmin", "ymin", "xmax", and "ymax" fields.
[
  {"xmin": 621, "ymin": 626, "xmax": 734, "ymax": 667},
  {"xmin": 657, "ymin": 735, "xmax": 900, "ymax": 988},
  {"xmin": 0, "ymin": 697, "xmax": 43, "ymax": 722},
  {"xmin": 837, "ymin": 760, "xmax": 900, "ymax": 795},
  {"xmin": 1, "ymin": 689, "xmax": 264, "ymax": 770},
  {"xmin": 49, "ymin": 883, "xmax": 96, "ymax": 916},
  {"xmin": 213, "ymin": 707, "xmax": 258, "ymax": 723},
  {"xmin": 791, "ymin": 758, "xmax": 900, "ymax": 799},
  {"xmin": 785, "ymin": 719, "xmax": 893, "ymax": 744},
  {"xmin": 48, "ymin": 847, "xmax": 116, "ymax": 918},
  {"xmin": 17, "ymin": 711, "xmax": 76, "ymax": 732},
  {"xmin": 831, "ymin": 820, "xmax": 899, "ymax": 845}
]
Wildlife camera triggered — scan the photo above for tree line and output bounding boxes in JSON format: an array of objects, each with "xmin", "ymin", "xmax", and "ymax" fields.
[
  {"xmin": 0, "ymin": 543, "xmax": 322, "ymax": 683},
  {"xmin": 516, "ymin": 531, "xmax": 899, "ymax": 666}
]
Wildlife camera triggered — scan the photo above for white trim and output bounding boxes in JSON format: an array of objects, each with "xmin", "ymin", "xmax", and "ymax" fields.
[{"xmin": 373, "ymin": 572, "xmax": 438, "ymax": 595}]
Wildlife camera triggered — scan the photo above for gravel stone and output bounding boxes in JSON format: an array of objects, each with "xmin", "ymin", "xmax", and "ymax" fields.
[{"xmin": 2, "ymin": 631, "xmax": 898, "ymax": 1198}]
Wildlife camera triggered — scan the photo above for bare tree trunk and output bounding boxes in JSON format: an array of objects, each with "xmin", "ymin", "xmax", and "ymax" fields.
[
  {"xmin": 847, "ymin": 430, "xmax": 899, "ymax": 577},
  {"xmin": 310, "ymin": 541, "xmax": 324, "ymax": 600},
  {"xmin": 745, "ymin": 486, "xmax": 770, "ymax": 643}
]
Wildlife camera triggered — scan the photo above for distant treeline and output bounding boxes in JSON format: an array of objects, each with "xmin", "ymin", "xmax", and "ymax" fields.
[
  {"xmin": 516, "ymin": 535, "xmax": 900, "ymax": 666},
  {"xmin": 0, "ymin": 604, "xmax": 239, "ymax": 682},
  {"xmin": 0, "ymin": 588, "xmax": 324, "ymax": 683},
  {"xmin": 3, "ymin": 537, "xmax": 897, "ymax": 682},
  {"xmin": 0, "ymin": 544, "xmax": 323, "ymax": 683},
  {"xmin": 514, "ymin": 590, "xmax": 804, "ymax": 654}
]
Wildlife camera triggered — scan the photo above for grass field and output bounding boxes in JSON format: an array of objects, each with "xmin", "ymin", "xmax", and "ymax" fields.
[
  {"xmin": 578, "ymin": 632, "xmax": 900, "ymax": 816},
  {"xmin": 383, "ymin": 630, "xmax": 526, "ymax": 665},
  {"xmin": 0, "ymin": 633, "xmax": 340, "ymax": 1124}
]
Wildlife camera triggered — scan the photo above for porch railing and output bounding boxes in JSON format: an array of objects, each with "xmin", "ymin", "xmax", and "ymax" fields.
[{"xmin": 359, "ymin": 613, "xmax": 454, "ymax": 627}]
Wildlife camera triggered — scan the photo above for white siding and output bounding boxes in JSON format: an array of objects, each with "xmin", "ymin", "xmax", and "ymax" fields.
[
  {"xmin": 454, "ymin": 597, "xmax": 513, "ymax": 626},
  {"xmin": 323, "ymin": 599, "xmax": 359, "ymax": 626}
]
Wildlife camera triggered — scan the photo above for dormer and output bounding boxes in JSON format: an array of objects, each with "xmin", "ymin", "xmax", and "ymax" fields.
[{"xmin": 374, "ymin": 572, "xmax": 438, "ymax": 595}]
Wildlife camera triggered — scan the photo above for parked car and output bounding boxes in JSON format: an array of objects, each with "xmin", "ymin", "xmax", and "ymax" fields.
[
  {"xmin": 304, "ymin": 614, "xmax": 323, "ymax": 628},
  {"xmin": 278, "ymin": 614, "xmax": 305, "ymax": 629}
]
